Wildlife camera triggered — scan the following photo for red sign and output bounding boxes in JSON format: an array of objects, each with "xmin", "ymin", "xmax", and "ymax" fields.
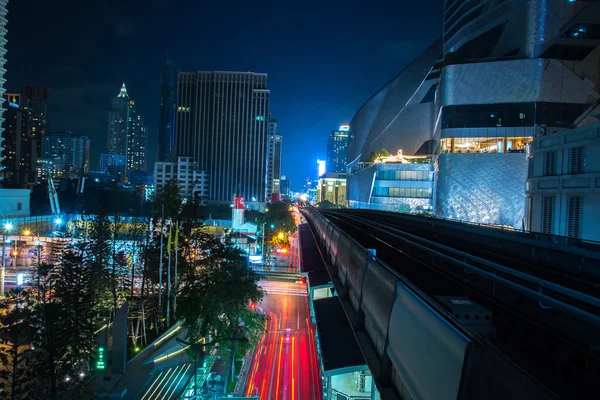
[{"xmin": 234, "ymin": 195, "xmax": 244, "ymax": 209}]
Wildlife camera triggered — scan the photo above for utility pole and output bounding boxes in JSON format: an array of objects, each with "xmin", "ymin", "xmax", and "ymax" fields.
[{"xmin": 158, "ymin": 205, "xmax": 164, "ymax": 306}]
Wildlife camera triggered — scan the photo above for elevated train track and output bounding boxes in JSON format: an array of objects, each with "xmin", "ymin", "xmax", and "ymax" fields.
[{"xmin": 302, "ymin": 207, "xmax": 600, "ymax": 400}]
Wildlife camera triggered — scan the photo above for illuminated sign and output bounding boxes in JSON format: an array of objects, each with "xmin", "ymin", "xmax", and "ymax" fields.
[
  {"xmin": 339, "ymin": 125, "xmax": 350, "ymax": 131},
  {"xmin": 17, "ymin": 273, "xmax": 24, "ymax": 286},
  {"xmin": 96, "ymin": 347, "xmax": 106, "ymax": 370},
  {"xmin": 8, "ymin": 102, "xmax": 18, "ymax": 108},
  {"xmin": 317, "ymin": 160, "xmax": 326, "ymax": 177}
]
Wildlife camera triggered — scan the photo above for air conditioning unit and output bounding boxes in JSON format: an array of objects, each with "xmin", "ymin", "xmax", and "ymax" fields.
[{"xmin": 436, "ymin": 296, "xmax": 496, "ymax": 339}]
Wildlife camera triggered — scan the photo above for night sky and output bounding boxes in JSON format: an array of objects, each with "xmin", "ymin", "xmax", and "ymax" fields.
[{"xmin": 5, "ymin": 0, "xmax": 442, "ymax": 192}]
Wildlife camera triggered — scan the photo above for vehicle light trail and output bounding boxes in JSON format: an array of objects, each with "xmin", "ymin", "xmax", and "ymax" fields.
[
  {"xmin": 292, "ymin": 336, "xmax": 296, "ymax": 400},
  {"xmin": 275, "ymin": 336, "xmax": 284, "ymax": 400}
]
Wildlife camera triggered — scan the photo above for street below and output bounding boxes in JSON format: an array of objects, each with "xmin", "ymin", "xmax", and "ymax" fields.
[{"xmin": 243, "ymin": 280, "xmax": 321, "ymax": 400}]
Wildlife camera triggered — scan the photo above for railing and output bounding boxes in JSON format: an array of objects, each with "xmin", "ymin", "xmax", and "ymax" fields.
[{"xmin": 301, "ymin": 207, "xmax": 560, "ymax": 400}]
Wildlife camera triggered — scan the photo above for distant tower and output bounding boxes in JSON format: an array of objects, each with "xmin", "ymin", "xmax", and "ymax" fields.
[
  {"xmin": 157, "ymin": 59, "xmax": 178, "ymax": 162},
  {"xmin": 266, "ymin": 117, "xmax": 282, "ymax": 202},
  {"xmin": 107, "ymin": 83, "xmax": 147, "ymax": 180},
  {"xmin": 326, "ymin": 125, "xmax": 349, "ymax": 173}
]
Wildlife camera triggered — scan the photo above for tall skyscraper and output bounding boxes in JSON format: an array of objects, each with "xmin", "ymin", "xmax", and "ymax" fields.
[
  {"xmin": 1, "ymin": 84, "xmax": 50, "ymax": 186},
  {"xmin": 327, "ymin": 125, "xmax": 349, "ymax": 173},
  {"xmin": 107, "ymin": 83, "xmax": 147, "ymax": 179},
  {"xmin": 129, "ymin": 113, "xmax": 147, "ymax": 171},
  {"xmin": 1, "ymin": 94, "xmax": 31, "ymax": 184},
  {"xmin": 157, "ymin": 60, "xmax": 178, "ymax": 162},
  {"xmin": 175, "ymin": 71, "xmax": 270, "ymax": 204},
  {"xmin": 267, "ymin": 133, "xmax": 282, "ymax": 202},
  {"xmin": 38, "ymin": 131, "xmax": 90, "ymax": 179}
]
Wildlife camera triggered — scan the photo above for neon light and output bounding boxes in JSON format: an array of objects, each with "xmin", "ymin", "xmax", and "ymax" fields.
[
  {"xmin": 166, "ymin": 364, "xmax": 191, "ymax": 399},
  {"xmin": 159, "ymin": 364, "xmax": 186, "ymax": 399},
  {"xmin": 142, "ymin": 368, "xmax": 171, "ymax": 400},
  {"xmin": 317, "ymin": 160, "xmax": 326, "ymax": 177},
  {"xmin": 153, "ymin": 326, "xmax": 181, "ymax": 346},
  {"xmin": 153, "ymin": 345, "xmax": 189, "ymax": 363}
]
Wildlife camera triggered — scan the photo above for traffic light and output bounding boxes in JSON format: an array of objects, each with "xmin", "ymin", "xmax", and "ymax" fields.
[{"xmin": 96, "ymin": 346, "xmax": 106, "ymax": 370}]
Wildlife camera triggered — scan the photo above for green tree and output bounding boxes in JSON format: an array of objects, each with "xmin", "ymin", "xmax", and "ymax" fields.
[
  {"xmin": 153, "ymin": 179, "xmax": 182, "ymax": 221},
  {"xmin": 265, "ymin": 202, "xmax": 296, "ymax": 234},
  {"xmin": 0, "ymin": 288, "xmax": 41, "ymax": 400},
  {"xmin": 316, "ymin": 200, "xmax": 338, "ymax": 209}
]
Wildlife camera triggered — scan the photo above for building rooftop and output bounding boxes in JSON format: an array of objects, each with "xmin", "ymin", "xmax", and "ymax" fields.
[{"xmin": 313, "ymin": 296, "xmax": 367, "ymax": 375}]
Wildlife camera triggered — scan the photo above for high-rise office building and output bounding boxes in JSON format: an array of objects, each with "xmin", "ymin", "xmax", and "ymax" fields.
[
  {"xmin": 1, "ymin": 94, "xmax": 31, "ymax": 184},
  {"xmin": 0, "ymin": 0, "xmax": 8, "ymax": 179},
  {"xmin": 327, "ymin": 125, "xmax": 349, "ymax": 173},
  {"xmin": 266, "ymin": 117, "xmax": 282, "ymax": 201},
  {"xmin": 175, "ymin": 71, "xmax": 270, "ymax": 204},
  {"xmin": 129, "ymin": 113, "xmax": 147, "ymax": 171},
  {"xmin": 107, "ymin": 83, "xmax": 147, "ymax": 179},
  {"xmin": 157, "ymin": 60, "xmax": 178, "ymax": 162},
  {"xmin": 280, "ymin": 175, "xmax": 290, "ymax": 199},
  {"xmin": 38, "ymin": 131, "xmax": 90, "ymax": 179},
  {"xmin": 1, "ymin": 84, "xmax": 50, "ymax": 186}
]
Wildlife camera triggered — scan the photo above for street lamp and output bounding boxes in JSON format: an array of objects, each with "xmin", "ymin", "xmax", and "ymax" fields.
[
  {"xmin": 54, "ymin": 218, "xmax": 62, "ymax": 226},
  {"xmin": 2, "ymin": 223, "xmax": 14, "ymax": 297}
]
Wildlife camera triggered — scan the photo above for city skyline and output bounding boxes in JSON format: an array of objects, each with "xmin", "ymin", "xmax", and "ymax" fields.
[{"xmin": 2, "ymin": 0, "xmax": 443, "ymax": 191}]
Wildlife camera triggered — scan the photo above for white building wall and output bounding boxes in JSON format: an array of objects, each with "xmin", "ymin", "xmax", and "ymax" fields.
[
  {"xmin": 0, "ymin": 188, "xmax": 30, "ymax": 217},
  {"xmin": 154, "ymin": 157, "xmax": 209, "ymax": 200},
  {"xmin": 526, "ymin": 123, "xmax": 600, "ymax": 241}
]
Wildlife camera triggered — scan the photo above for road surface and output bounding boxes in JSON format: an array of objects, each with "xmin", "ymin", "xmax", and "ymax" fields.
[{"xmin": 244, "ymin": 280, "xmax": 321, "ymax": 400}]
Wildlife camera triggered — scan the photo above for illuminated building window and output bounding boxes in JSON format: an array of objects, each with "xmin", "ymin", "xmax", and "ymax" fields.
[
  {"xmin": 440, "ymin": 137, "xmax": 532, "ymax": 153},
  {"xmin": 256, "ymin": 115, "xmax": 265, "ymax": 122}
]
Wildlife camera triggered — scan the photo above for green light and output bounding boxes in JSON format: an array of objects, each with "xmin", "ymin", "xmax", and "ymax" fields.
[{"xmin": 96, "ymin": 346, "xmax": 106, "ymax": 370}]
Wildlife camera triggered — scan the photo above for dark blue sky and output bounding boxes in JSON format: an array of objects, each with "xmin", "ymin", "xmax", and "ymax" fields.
[{"xmin": 5, "ymin": 0, "xmax": 442, "ymax": 191}]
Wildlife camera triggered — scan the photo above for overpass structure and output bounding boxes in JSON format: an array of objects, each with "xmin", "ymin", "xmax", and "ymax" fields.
[{"xmin": 301, "ymin": 207, "xmax": 600, "ymax": 400}]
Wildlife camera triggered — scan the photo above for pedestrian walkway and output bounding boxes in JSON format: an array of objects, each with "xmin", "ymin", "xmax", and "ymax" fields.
[{"xmin": 95, "ymin": 324, "xmax": 194, "ymax": 400}]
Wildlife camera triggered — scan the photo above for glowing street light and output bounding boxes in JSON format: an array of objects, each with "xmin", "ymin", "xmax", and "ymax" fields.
[
  {"xmin": 277, "ymin": 232, "xmax": 285, "ymax": 240},
  {"xmin": 4, "ymin": 223, "xmax": 13, "ymax": 231},
  {"xmin": 23, "ymin": 229, "xmax": 31, "ymax": 236},
  {"xmin": 54, "ymin": 218, "xmax": 63, "ymax": 226}
]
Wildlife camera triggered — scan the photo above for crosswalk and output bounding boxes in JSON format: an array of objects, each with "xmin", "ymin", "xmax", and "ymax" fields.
[
  {"xmin": 259, "ymin": 280, "xmax": 308, "ymax": 297},
  {"xmin": 138, "ymin": 363, "xmax": 192, "ymax": 400}
]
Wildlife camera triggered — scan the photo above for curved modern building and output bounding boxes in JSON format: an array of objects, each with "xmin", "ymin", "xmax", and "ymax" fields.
[
  {"xmin": 346, "ymin": 39, "xmax": 442, "ymax": 213},
  {"xmin": 347, "ymin": 0, "xmax": 600, "ymax": 228}
]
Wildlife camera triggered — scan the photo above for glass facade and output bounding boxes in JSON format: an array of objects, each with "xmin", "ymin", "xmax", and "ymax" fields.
[
  {"xmin": 441, "ymin": 137, "xmax": 532, "ymax": 153},
  {"xmin": 373, "ymin": 187, "xmax": 433, "ymax": 198},
  {"xmin": 442, "ymin": 102, "xmax": 590, "ymax": 129},
  {"xmin": 376, "ymin": 170, "xmax": 434, "ymax": 181}
]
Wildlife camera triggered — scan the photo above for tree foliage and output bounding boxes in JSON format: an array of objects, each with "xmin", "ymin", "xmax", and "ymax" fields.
[
  {"xmin": 265, "ymin": 202, "xmax": 296, "ymax": 234},
  {"xmin": 177, "ymin": 241, "xmax": 265, "ymax": 344},
  {"xmin": 369, "ymin": 148, "xmax": 390, "ymax": 162}
]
